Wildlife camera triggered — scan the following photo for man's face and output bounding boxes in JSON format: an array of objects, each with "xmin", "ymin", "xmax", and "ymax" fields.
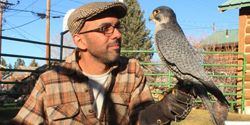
[{"xmin": 77, "ymin": 16, "xmax": 122, "ymax": 65}]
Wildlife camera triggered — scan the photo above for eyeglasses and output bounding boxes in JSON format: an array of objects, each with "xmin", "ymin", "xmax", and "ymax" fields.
[{"xmin": 78, "ymin": 23, "xmax": 123, "ymax": 36}]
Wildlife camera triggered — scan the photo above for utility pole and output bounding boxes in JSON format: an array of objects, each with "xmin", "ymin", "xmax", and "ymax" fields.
[
  {"xmin": 0, "ymin": 0, "xmax": 13, "ymax": 81},
  {"xmin": 0, "ymin": 0, "xmax": 14, "ymax": 59},
  {"xmin": 0, "ymin": 1, "xmax": 3, "ymax": 61},
  {"xmin": 45, "ymin": 0, "xmax": 50, "ymax": 64},
  {"xmin": 0, "ymin": 5, "xmax": 2, "ymax": 81},
  {"xmin": 0, "ymin": 0, "xmax": 13, "ymax": 60}
]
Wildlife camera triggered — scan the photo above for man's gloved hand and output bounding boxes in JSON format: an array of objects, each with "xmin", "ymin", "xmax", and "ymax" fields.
[{"xmin": 139, "ymin": 82, "xmax": 194, "ymax": 125}]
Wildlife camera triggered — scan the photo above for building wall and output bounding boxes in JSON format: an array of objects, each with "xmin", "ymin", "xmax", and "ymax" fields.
[{"xmin": 238, "ymin": 7, "xmax": 250, "ymax": 113}]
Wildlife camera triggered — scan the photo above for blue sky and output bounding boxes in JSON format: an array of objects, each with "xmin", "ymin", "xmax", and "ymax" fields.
[{"xmin": 2, "ymin": 0, "xmax": 239, "ymax": 66}]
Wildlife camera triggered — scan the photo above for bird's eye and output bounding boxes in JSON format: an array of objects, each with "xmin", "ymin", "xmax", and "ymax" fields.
[{"xmin": 154, "ymin": 9, "xmax": 160, "ymax": 14}]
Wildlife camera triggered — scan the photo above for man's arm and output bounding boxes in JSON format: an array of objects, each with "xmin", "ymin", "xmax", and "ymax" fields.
[
  {"xmin": 11, "ymin": 78, "xmax": 46, "ymax": 125},
  {"xmin": 127, "ymin": 60, "xmax": 193, "ymax": 125},
  {"xmin": 138, "ymin": 84, "xmax": 193, "ymax": 125}
]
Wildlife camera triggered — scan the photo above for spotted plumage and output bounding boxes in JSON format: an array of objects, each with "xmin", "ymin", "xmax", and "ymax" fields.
[{"xmin": 150, "ymin": 6, "xmax": 229, "ymax": 125}]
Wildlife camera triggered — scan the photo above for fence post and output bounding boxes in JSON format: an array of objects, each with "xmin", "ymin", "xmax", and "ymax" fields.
[{"xmin": 60, "ymin": 30, "xmax": 69, "ymax": 62}]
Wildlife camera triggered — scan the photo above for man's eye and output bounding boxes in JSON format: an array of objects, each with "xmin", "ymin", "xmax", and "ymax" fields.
[
  {"xmin": 100, "ymin": 24, "xmax": 112, "ymax": 32},
  {"xmin": 116, "ymin": 24, "xmax": 122, "ymax": 29},
  {"xmin": 114, "ymin": 24, "xmax": 119, "ymax": 28},
  {"xmin": 116, "ymin": 24, "xmax": 124, "ymax": 31}
]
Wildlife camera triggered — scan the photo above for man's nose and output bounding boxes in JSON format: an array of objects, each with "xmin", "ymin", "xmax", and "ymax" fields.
[{"xmin": 111, "ymin": 28, "xmax": 122, "ymax": 38}]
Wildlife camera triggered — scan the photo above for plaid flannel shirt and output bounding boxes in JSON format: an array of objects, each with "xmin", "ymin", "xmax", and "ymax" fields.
[{"xmin": 12, "ymin": 50, "xmax": 154, "ymax": 125}]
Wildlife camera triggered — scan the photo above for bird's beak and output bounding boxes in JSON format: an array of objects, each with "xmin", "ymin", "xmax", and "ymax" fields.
[{"xmin": 149, "ymin": 13, "xmax": 154, "ymax": 21}]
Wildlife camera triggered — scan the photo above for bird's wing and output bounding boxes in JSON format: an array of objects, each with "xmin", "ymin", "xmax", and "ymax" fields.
[{"xmin": 155, "ymin": 29, "xmax": 206, "ymax": 78}]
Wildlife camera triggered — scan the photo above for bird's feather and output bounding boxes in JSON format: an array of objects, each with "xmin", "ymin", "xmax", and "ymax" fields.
[{"xmin": 155, "ymin": 28, "xmax": 208, "ymax": 80}]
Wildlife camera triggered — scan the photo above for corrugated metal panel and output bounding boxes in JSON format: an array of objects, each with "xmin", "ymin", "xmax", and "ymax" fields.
[
  {"xmin": 218, "ymin": 0, "xmax": 250, "ymax": 11},
  {"xmin": 201, "ymin": 29, "xmax": 238, "ymax": 45}
]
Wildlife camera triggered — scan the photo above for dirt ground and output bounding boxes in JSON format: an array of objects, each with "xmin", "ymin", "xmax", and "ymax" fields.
[
  {"xmin": 1, "ymin": 107, "xmax": 250, "ymax": 125},
  {"xmin": 171, "ymin": 109, "xmax": 250, "ymax": 125}
]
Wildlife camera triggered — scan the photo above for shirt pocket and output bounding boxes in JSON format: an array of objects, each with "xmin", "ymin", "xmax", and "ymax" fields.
[
  {"xmin": 46, "ymin": 101, "xmax": 80, "ymax": 121},
  {"xmin": 109, "ymin": 93, "xmax": 131, "ymax": 123},
  {"xmin": 110, "ymin": 92, "xmax": 130, "ymax": 105}
]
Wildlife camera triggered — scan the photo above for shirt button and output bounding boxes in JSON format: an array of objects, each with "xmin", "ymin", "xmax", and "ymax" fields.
[
  {"xmin": 157, "ymin": 119, "xmax": 162, "ymax": 124},
  {"xmin": 88, "ymin": 109, "xmax": 94, "ymax": 113}
]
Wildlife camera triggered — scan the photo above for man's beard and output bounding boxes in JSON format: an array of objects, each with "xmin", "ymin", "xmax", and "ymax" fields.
[
  {"xmin": 105, "ymin": 49, "xmax": 120, "ymax": 67},
  {"xmin": 89, "ymin": 41, "xmax": 121, "ymax": 67},
  {"xmin": 99, "ymin": 48, "xmax": 120, "ymax": 67}
]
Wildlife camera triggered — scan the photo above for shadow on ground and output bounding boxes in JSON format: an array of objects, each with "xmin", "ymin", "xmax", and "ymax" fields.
[
  {"xmin": 0, "ymin": 106, "xmax": 20, "ymax": 125},
  {"xmin": 1, "ymin": 107, "xmax": 250, "ymax": 125},
  {"xmin": 172, "ymin": 109, "xmax": 250, "ymax": 125}
]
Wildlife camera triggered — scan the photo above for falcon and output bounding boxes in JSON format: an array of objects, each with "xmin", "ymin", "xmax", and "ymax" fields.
[{"xmin": 150, "ymin": 6, "xmax": 229, "ymax": 125}]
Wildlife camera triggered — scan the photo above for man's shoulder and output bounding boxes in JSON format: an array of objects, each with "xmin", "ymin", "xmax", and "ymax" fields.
[
  {"xmin": 39, "ymin": 62, "xmax": 75, "ymax": 85},
  {"xmin": 118, "ymin": 56, "xmax": 143, "ymax": 75},
  {"xmin": 119, "ymin": 56, "xmax": 140, "ymax": 66}
]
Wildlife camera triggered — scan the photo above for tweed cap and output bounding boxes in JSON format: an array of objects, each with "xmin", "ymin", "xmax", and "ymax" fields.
[{"xmin": 67, "ymin": 2, "xmax": 127, "ymax": 35}]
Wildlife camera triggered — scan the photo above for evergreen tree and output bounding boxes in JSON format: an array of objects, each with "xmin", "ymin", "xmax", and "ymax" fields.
[
  {"xmin": 2, "ymin": 63, "xmax": 13, "ymax": 77},
  {"xmin": 0, "ymin": 57, "xmax": 7, "ymax": 67},
  {"xmin": 29, "ymin": 59, "xmax": 38, "ymax": 67},
  {"xmin": 8, "ymin": 63, "xmax": 12, "ymax": 69},
  {"xmin": 120, "ymin": 0, "xmax": 153, "ymax": 61},
  {"xmin": 6, "ymin": 63, "xmax": 12, "ymax": 74},
  {"xmin": 0, "ymin": 58, "xmax": 7, "ymax": 77},
  {"xmin": 14, "ymin": 58, "xmax": 25, "ymax": 69}
]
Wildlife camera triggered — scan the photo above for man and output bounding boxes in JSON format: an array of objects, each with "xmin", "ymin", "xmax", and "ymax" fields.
[{"xmin": 12, "ymin": 2, "xmax": 193, "ymax": 125}]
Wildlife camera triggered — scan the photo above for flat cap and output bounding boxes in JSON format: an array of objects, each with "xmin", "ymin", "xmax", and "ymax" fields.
[{"xmin": 67, "ymin": 2, "xmax": 127, "ymax": 35}]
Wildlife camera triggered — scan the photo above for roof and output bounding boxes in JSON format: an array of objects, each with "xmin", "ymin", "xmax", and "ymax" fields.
[
  {"xmin": 201, "ymin": 29, "xmax": 238, "ymax": 45},
  {"xmin": 218, "ymin": 0, "xmax": 250, "ymax": 12}
]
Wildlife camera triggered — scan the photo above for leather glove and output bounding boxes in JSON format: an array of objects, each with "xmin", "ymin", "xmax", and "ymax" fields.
[{"xmin": 139, "ymin": 83, "xmax": 193, "ymax": 125}]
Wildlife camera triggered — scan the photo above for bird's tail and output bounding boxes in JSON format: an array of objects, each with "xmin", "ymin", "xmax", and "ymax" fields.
[
  {"xmin": 199, "ymin": 79, "xmax": 229, "ymax": 125},
  {"xmin": 201, "ymin": 80, "xmax": 230, "ymax": 106},
  {"xmin": 194, "ymin": 84, "xmax": 220, "ymax": 125},
  {"xmin": 213, "ymin": 100, "xmax": 229, "ymax": 125}
]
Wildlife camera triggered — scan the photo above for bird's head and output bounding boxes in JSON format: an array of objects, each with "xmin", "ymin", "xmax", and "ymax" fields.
[{"xmin": 150, "ymin": 6, "xmax": 176, "ymax": 25}]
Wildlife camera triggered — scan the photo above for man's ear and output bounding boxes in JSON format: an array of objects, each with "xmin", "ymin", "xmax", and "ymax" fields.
[{"xmin": 73, "ymin": 34, "xmax": 87, "ymax": 50}]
